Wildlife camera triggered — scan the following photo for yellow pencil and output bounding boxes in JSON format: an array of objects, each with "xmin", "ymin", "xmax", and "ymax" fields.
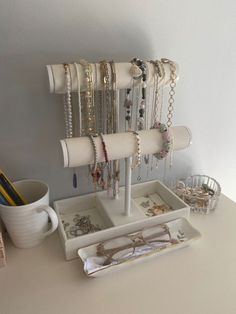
[
  {"xmin": 0, "ymin": 185, "xmax": 16, "ymax": 206},
  {"xmin": 0, "ymin": 170, "xmax": 27, "ymax": 205}
]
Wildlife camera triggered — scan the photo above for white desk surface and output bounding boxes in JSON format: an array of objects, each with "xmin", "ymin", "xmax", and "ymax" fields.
[{"xmin": 1, "ymin": 194, "xmax": 236, "ymax": 314}]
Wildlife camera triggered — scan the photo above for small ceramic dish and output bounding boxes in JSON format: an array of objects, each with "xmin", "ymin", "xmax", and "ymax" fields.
[{"xmin": 78, "ymin": 217, "xmax": 201, "ymax": 277}]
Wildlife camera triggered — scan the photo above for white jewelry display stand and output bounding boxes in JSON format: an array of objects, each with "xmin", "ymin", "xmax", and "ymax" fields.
[
  {"xmin": 46, "ymin": 61, "xmax": 187, "ymax": 213},
  {"xmin": 47, "ymin": 60, "xmax": 192, "ymax": 260}
]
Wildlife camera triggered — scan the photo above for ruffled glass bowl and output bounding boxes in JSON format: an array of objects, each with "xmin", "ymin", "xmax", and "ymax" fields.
[{"xmin": 172, "ymin": 175, "xmax": 221, "ymax": 214}]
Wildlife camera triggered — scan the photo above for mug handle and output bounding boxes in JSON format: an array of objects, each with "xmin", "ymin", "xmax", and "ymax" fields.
[{"xmin": 37, "ymin": 205, "xmax": 59, "ymax": 237}]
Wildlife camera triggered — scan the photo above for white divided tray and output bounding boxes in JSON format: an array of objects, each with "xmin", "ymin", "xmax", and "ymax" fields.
[{"xmin": 54, "ymin": 180, "xmax": 190, "ymax": 260}]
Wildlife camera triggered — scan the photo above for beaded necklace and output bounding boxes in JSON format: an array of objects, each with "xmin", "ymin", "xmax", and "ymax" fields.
[{"xmin": 130, "ymin": 58, "xmax": 147, "ymax": 131}]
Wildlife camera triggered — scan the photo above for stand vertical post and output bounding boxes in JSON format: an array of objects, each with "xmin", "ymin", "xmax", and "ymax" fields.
[
  {"xmin": 124, "ymin": 156, "xmax": 132, "ymax": 216},
  {"xmin": 114, "ymin": 91, "xmax": 120, "ymax": 200}
]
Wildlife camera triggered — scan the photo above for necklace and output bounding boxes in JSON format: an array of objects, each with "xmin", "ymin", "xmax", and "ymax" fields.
[
  {"xmin": 74, "ymin": 62, "xmax": 82, "ymax": 137},
  {"xmin": 109, "ymin": 61, "xmax": 120, "ymax": 197},
  {"xmin": 63, "ymin": 63, "xmax": 73, "ymax": 138},
  {"xmin": 80, "ymin": 59, "xmax": 96, "ymax": 135},
  {"xmin": 100, "ymin": 60, "xmax": 111, "ymax": 135},
  {"xmin": 161, "ymin": 58, "xmax": 177, "ymax": 183},
  {"xmin": 94, "ymin": 63, "xmax": 103, "ymax": 134},
  {"xmin": 109, "ymin": 60, "xmax": 116, "ymax": 133},
  {"xmin": 63, "ymin": 63, "xmax": 78, "ymax": 187},
  {"xmin": 161, "ymin": 58, "xmax": 177, "ymax": 127},
  {"xmin": 124, "ymin": 88, "xmax": 132, "ymax": 131},
  {"xmin": 150, "ymin": 60, "xmax": 165, "ymax": 126},
  {"xmin": 131, "ymin": 58, "xmax": 147, "ymax": 131}
]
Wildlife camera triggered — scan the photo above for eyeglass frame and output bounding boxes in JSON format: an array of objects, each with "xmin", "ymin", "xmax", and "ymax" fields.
[{"xmin": 96, "ymin": 224, "xmax": 180, "ymax": 266}]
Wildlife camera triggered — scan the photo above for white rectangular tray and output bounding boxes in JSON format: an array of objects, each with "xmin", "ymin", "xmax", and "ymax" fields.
[
  {"xmin": 78, "ymin": 217, "xmax": 201, "ymax": 277},
  {"xmin": 54, "ymin": 180, "xmax": 190, "ymax": 260}
]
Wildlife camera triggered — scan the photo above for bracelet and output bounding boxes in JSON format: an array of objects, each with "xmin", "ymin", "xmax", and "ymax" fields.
[
  {"xmin": 99, "ymin": 133, "xmax": 109, "ymax": 163},
  {"xmin": 99, "ymin": 133, "xmax": 112, "ymax": 192},
  {"xmin": 88, "ymin": 134, "xmax": 98, "ymax": 179},
  {"xmin": 151, "ymin": 121, "xmax": 171, "ymax": 160}
]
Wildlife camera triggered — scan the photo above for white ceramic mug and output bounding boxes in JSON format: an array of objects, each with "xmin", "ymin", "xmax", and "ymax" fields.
[{"xmin": 0, "ymin": 179, "xmax": 58, "ymax": 248}]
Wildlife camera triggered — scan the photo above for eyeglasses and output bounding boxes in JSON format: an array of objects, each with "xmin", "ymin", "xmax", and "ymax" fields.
[{"xmin": 96, "ymin": 224, "xmax": 185, "ymax": 266}]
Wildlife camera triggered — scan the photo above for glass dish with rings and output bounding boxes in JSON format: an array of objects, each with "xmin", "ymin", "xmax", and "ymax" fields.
[
  {"xmin": 172, "ymin": 175, "xmax": 221, "ymax": 214},
  {"xmin": 78, "ymin": 217, "xmax": 201, "ymax": 277}
]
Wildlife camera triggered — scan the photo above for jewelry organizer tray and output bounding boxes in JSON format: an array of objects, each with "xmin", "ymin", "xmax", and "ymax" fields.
[
  {"xmin": 78, "ymin": 217, "xmax": 201, "ymax": 277},
  {"xmin": 54, "ymin": 180, "xmax": 190, "ymax": 260}
]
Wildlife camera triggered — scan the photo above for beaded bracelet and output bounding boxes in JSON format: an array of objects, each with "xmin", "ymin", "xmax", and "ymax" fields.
[{"xmin": 151, "ymin": 121, "xmax": 171, "ymax": 160}]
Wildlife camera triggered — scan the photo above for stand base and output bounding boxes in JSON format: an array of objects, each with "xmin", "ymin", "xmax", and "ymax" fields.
[
  {"xmin": 96, "ymin": 189, "xmax": 145, "ymax": 226},
  {"xmin": 54, "ymin": 180, "xmax": 190, "ymax": 260}
]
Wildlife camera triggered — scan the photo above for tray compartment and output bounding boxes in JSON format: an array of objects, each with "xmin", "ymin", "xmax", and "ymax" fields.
[
  {"xmin": 54, "ymin": 193, "xmax": 114, "ymax": 260},
  {"xmin": 131, "ymin": 180, "xmax": 189, "ymax": 221}
]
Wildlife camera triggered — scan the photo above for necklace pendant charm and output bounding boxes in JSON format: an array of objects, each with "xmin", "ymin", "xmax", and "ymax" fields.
[
  {"xmin": 129, "ymin": 64, "xmax": 142, "ymax": 79},
  {"xmin": 73, "ymin": 172, "xmax": 78, "ymax": 189}
]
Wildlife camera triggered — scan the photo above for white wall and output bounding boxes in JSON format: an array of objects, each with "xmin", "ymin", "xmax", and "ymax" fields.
[{"xmin": 1, "ymin": 0, "xmax": 236, "ymax": 201}]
